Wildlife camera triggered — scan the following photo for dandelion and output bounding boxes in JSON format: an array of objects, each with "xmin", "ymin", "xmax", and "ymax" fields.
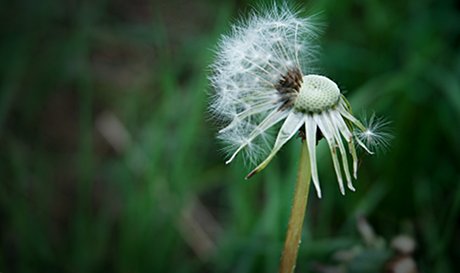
[
  {"xmin": 209, "ymin": 4, "xmax": 389, "ymax": 273},
  {"xmin": 210, "ymin": 4, "xmax": 385, "ymax": 197}
]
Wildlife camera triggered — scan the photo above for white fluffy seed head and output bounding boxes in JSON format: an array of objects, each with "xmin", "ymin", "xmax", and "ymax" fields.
[
  {"xmin": 209, "ymin": 4, "xmax": 320, "ymax": 164},
  {"xmin": 208, "ymin": 4, "xmax": 389, "ymax": 196}
]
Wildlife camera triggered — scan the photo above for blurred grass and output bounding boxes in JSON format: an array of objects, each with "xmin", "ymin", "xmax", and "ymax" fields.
[{"xmin": 1, "ymin": 0, "xmax": 460, "ymax": 272}]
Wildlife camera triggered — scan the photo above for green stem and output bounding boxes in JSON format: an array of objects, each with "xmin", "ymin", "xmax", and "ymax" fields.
[{"xmin": 279, "ymin": 140, "xmax": 311, "ymax": 273}]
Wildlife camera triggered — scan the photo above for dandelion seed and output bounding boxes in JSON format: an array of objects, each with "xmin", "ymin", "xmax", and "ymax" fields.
[
  {"xmin": 356, "ymin": 113, "xmax": 393, "ymax": 153},
  {"xmin": 209, "ymin": 4, "xmax": 386, "ymax": 198}
]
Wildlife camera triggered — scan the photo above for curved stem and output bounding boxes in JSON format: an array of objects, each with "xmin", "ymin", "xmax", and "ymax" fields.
[{"xmin": 279, "ymin": 140, "xmax": 311, "ymax": 273}]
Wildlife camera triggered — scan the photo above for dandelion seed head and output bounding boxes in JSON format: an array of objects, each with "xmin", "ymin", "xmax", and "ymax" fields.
[
  {"xmin": 210, "ymin": 4, "xmax": 319, "ymax": 161},
  {"xmin": 208, "ymin": 4, "xmax": 389, "ymax": 197}
]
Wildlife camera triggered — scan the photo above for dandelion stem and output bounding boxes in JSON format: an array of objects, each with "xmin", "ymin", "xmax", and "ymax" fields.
[{"xmin": 279, "ymin": 140, "xmax": 311, "ymax": 273}]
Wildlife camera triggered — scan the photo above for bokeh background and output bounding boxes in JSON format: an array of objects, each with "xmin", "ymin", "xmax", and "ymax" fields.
[{"xmin": 1, "ymin": 0, "xmax": 459, "ymax": 272}]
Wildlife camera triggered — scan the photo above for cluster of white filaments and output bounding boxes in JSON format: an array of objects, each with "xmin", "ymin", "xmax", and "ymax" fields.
[{"xmin": 209, "ymin": 5, "xmax": 385, "ymax": 197}]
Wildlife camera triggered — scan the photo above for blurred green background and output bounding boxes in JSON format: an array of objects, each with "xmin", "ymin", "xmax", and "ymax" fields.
[{"xmin": 1, "ymin": 0, "xmax": 459, "ymax": 272}]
